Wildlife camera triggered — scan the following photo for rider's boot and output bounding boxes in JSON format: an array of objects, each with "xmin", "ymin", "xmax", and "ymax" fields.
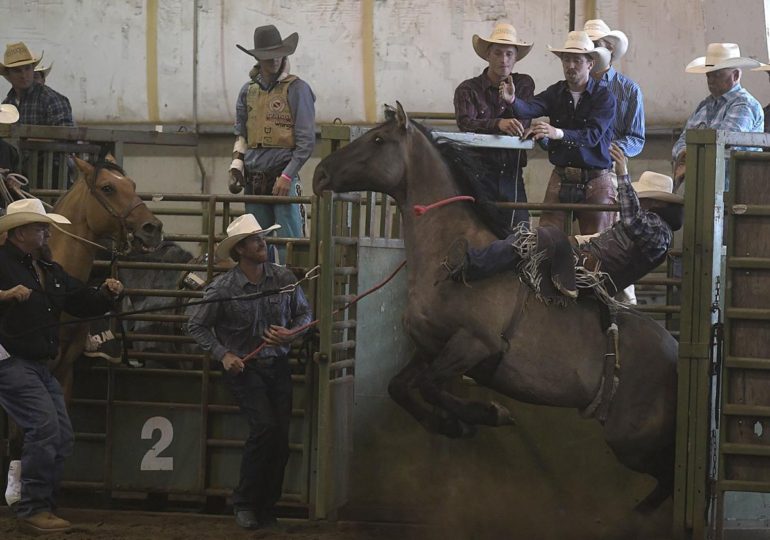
[{"xmin": 536, "ymin": 226, "xmax": 578, "ymax": 299}]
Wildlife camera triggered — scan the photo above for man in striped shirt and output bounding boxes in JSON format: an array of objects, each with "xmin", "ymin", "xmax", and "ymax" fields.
[
  {"xmin": 672, "ymin": 43, "xmax": 763, "ymax": 190},
  {"xmin": 584, "ymin": 20, "xmax": 645, "ymax": 163}
]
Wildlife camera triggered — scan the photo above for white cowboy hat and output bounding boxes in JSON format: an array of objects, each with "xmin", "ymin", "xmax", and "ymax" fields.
[
  {"xmin": 685, "ymin": 43, "xmax": 760, "ymax": 74},
  {"xmin": 583, "ymin": 19, "xmax": 629, "ymax": 61},
  {"xmin": 215, "ymin": 214, "xmax": 281, "ymax": 260},
  {"xmin": 0, "ymin": 42, "xmax": 42, "ymax": 76},
  {"xmin": 0, "ymin": 104, "xmax": 19, "ymax": 125},
  {"xmin": 34, "ymin": 60, "xmax": 53, "ymax": 78},
  {"xmin": 632, "ymin": 172, "xmax": 684, "ymax": 205},
  {"xmin": 591, "ymin": 46, "xmax": 612, "ymax": 75},
  {"xmin": 751, "ymin": 61, "xmax": 770, "ymax": 72},
  {"xmin": 237, "ymin": 25, "xmax": 298, "ymax": 61},
  {"xmin": 549, "ymin": 31, "xmax": 610, "ymax": 65},
  {"xmin": 0, "ymin": 198, "xmax": 71, "ymax": 234},
  {"xmin": 472, "ymin": 23, "xmax": 533, "ymax": 61}
]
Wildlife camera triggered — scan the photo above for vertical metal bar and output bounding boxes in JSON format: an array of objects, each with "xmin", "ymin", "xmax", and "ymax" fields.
[{"xmin": 311, "ymin": 190, "xmax": 334, "ymax": 518}]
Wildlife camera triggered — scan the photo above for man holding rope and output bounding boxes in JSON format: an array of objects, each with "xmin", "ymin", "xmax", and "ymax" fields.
[
  {"xmin": 0, "ymin": 199, "xmax": 123, "ymax": 535},
  {"xmin": 186, "ymin": 214, "xmax": 311, "ymax": 530}
]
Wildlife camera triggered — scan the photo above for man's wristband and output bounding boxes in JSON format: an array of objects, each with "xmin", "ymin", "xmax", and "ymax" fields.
[{"xmin": 280, "ymin": 173, "xmax": 292, "ymax": 182}]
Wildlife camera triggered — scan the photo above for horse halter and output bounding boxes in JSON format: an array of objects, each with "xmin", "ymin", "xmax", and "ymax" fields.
[{"xmin": 84, "ymin": 162, "xmax": 147, "ymax": 255}]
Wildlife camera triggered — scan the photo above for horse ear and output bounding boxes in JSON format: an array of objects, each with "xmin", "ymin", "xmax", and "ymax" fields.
[
  {"xmin": 104, "ymin": 153, "xmax": 117, "ymax": 164},
  {"xmin": 73, "ymin": 156, "xmax": 93, "ymax": 177},
  {"xmin": 395, "ymin": 101, "xmax": 409, "ymax": 131}
]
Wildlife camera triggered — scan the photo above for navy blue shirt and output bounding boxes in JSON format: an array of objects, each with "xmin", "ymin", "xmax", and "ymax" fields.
[{"xmin": 512, "ymin": 78, "xmax": 615, "ymax": 169}]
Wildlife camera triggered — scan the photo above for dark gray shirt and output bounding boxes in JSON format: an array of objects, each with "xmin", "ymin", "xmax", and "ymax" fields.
[{"xmin": 186, "ymin": 263, "xmax": 312, "ymax": 362}]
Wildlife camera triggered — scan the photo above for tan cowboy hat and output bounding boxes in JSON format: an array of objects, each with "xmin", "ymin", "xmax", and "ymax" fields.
[
  {"xmin": 591, "ymin": 46, "xmax": 612, "ymax": 75},
  {"xmin": 0, "ymin": 198, "xmax": 71, "ymax": 234},
  {"xmin": 237, "ymin": 25, "xmax": 298, "ymax": 61},
  {"xmin": 0, "ymin": 104, "xmax": 19, "ymax": 124},
  {"xmin": 0, "ymin": 42, "xmax": 42, "ymax": 76},
  {"xmin": 215, "ymin": 214, "xmax": 281, "ymax": 260},
  {"xmin": 685, "ymin": 43, "xmax": 760, "ymax": 73},
  {"xmin": 35, "ymin": 61, "xmax": 53, "ymax": 78},
  {"xmin": 583, "ymin": 19, "xmax": 629, "ymax": 61},
  {"xmin": 472, "ymin": 23, "xmax": 533, "ymax": 61},
  {"xmin": 549, "ymin": 31, "xmax": 609, "ymax": 64},
  {"xmin": 632, "ymin": 172, "xmax": 684, "ymax": 205}
]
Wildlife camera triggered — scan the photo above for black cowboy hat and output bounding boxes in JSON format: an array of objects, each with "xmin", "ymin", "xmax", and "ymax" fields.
[{"xmin": 237, "ymin": 25, "xmax": 298, "ymax": 61}]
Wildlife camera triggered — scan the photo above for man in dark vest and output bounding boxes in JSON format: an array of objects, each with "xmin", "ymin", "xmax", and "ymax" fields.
[
  {"xmin": 443, "ymin": 146, "xmax": 684, "ymax": 299},
  {"xmin": 228, "ymin": 25, "xmax": 316, "ymax": 261}
]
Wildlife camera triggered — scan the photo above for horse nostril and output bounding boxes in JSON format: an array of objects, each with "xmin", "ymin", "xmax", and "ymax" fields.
[{"xmin": 142, "ymin": 221, "xmax": 162, "ymax": 234}]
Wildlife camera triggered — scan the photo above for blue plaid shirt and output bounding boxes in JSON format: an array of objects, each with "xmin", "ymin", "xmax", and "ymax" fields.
[
  {"xmin": 616, "ymin": 173, "xmax": 671, "ymax": 263},
  {"xmin": 672, "ymin": 84, "xmax": 763, "ymax": 160},
  {"xmin": 597, "ymin": 67, "xmax": 645, "ymax": 157},
  {"xmin": 3, "ymin": 82, "xmax": 73, "ymax": 126}
]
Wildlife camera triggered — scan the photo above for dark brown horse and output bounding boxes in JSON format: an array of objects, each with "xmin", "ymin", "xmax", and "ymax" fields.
[{"xmin": 313, "ymin": 103, "xmax": 678, "ymax": 511}]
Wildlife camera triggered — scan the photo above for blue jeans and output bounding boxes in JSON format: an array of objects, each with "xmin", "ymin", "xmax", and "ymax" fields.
[
  {"xmin": 0, "ymin": 356, "xmax": 73, "ymax": 517},
  {"xmin": 245, "ymin": 176, "xmax": 303, "ymax": 261},
  {"xmin": 223, "ymin": 359, "xmax": 293, "ymax": 513},
  {"xmin": 466, "ymin": 233, "xmax": 522, "ymax": 281}
]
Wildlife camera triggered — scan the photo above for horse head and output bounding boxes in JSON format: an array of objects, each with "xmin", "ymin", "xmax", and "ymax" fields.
[
  {"xmin": 314, "ymin": 102, "xmax": 420, "ymax": 202},
  {"xmin": 69, "ymin": 156, "xmax": 163, "ymax": 254}
]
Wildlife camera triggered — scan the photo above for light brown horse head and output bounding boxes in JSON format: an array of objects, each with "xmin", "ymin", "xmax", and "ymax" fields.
[{"xmin": 69, "ymin": 156, "xmax": 163, "ymax": 253}]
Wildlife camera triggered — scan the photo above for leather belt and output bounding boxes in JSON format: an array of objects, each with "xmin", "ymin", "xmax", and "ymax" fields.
[{"xmin": 555, "ymin": 166, "xmax": 610, "ymax": 184}]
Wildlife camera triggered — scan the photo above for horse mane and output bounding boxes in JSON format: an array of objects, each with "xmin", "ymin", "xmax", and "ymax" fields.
[{"xmin": 409, "ymin": 120, "xmax": 512, "ymax": 239}]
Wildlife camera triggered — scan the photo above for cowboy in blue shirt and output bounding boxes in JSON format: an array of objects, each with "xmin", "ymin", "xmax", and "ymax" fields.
[{"xmin": 503, "ymin": 31, "xmax": 616, "ymax": 236}]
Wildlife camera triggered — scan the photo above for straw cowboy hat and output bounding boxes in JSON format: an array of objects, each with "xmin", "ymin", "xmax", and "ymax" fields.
[
  {"xmin": 35, "ymin": 61, "xmax": 53, "ymax": 78},
  {"xmin": 0, "ymin": 104, "xmax": 19, "ymax": 124},
  {"xmin": 215, "ymin": 214, "xmax": 281, "ymax": 260},
  {"xmin": 237, "ymin": 25, "xmax": 298, "ymax": 61},
  {"xmin": 472, "ymin": 23, "xmax": 533, "ymax": 61},
  {"xmin": 0, "ymin": 198, "xmax": 70, "ymax": 234},
  {"xmin": 0, "ymin": 42, "xmax": 42, "ymax": 76},
  {"xmin": 583, "ymin": 19, "xmax": 629, "ymax": 61},
  {"xmin": 685, "ymin": 43, "xmax": 760, "ymax": 74},
  {"xmin": 549, "ymin": 31, "xmax": 611, "ymax": 65},
  {"xmin": 632, "ymin": 172, "xmax": 684, "ymax": 205},
  {"xmin": 591, "ymin": 46, "xmax": 612, "ymax": 75}
]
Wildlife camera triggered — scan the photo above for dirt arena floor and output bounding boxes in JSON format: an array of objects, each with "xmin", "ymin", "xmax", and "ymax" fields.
[{"xmin": 0, "ymin": 508, "xmax": 426, "ymax": 540}]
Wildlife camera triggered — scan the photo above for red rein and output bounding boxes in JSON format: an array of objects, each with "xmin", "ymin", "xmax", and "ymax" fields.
[{"xmin": 413, "ymin": 195, "xmax": 475, "ymax": 216}]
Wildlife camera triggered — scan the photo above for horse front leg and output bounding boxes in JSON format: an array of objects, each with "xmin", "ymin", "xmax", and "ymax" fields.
[
  {"xmin": 418, "ymin": 329, "xmax": 515, "ymax": 429},
  {"xmin": 387, "ymin": 352, "xmax": 470, "ymax": 438}
]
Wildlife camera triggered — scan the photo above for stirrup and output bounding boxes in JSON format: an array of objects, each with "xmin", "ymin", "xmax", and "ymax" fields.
[{"xmin": 440, "ymin": 237, "xmax": 470, "ymax": 284}]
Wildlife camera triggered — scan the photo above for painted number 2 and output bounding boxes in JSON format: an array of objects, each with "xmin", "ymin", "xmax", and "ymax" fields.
[{"xmin": 140, "ymin": 416, "xmax": 174, "ymax": 471}]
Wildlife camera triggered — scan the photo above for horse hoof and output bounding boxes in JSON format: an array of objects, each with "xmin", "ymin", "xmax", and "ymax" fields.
[{"xmin": 489, "ymin": 401, "xmax": 516, "ymax": 426}]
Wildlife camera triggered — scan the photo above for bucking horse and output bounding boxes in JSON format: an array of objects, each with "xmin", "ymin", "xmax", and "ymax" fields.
[{"xmin": 312, "ymin": 103, "xmax": 678, "ymax": 512}]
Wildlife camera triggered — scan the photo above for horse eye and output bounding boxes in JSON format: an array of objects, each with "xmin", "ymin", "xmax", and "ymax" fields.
[
  {"xmin": 101, "ymin": 184, "xmax": 115, "ymax": 194},
  {"xmin": 374, "ymin": 136, "xmax": 384, "ymax": 144}
]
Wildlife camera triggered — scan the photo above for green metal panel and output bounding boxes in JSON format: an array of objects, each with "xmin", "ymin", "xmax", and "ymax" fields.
[{"xmin": 674, "ymin": 129, "xmax": 725, "ymax": 539}]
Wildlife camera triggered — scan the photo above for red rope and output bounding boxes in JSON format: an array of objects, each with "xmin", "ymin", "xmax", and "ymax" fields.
[
  {"xmin": 413, "ymin": 195, "xmax": 475, "ymax": 216},
  {"xmin": 243, "ymin": 259, "xmax": 408, "ymax": 363}
]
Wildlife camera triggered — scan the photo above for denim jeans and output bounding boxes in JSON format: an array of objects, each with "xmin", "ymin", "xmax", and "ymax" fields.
[
  {"xmin": 245, "ymin": 177, "xmax": 302, "ymax": 263},
  {"xmin": 223, "ymin": 359, "xmax": 292, "ymax": 513},
  {"xmin": 466, "ymin": 233, "xmax": 522, "ymax": 281},
  {"xmin": 0, "ymin": 356, "xmax": 74, "ymax": 517}
]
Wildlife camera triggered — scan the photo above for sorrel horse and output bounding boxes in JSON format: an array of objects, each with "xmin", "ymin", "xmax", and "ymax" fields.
[
  {"xmin": 6, "ymin": 157, "xmax": 163, "ymax": 488},
  {"xmin": 313, "ymin": 103, "xmax": 678, "ymax": 511}
]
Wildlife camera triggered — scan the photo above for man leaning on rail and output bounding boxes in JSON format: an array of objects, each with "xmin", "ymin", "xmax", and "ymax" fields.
[
  {"xmin": 186, "ymin": 214, "xmax": 312, "ymax": 530},
  {"xmin": 453, "ymin": 22, "xmax": 535, "ymax": 228},
  {"xmin": 0, "ymin": 199, "xmax": 124, "ymax": 535}
]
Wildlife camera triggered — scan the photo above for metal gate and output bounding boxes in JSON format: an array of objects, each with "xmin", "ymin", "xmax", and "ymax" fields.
[{"xmin": 675, "ymin": 129, "xmax": 770, "ymax": 539}]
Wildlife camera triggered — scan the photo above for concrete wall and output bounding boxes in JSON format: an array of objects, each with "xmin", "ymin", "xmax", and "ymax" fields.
[{"xmin": 2, "ymin": 0, "xmax": 770, "ymax": 126}]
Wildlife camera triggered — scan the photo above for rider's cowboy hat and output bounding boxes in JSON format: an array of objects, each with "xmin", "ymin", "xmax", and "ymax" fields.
[
  {"xmin": 35, "ymin": 61, "xmax": 53, "ymax": 79},
  {"xmin": 0, "ymin": 42, "xmax": 42, "ymax": 77},
  {"xmin": 591, "ymin": 47, "xmax": 611, "ymax": 75},
  {"xmin": 215, "ymin": 214, "xmax": 281, "ymax": 260},
  {"xmin": 0, "ymin": 104, "xmax": 19, "ymax": 124},
  {"xmin": 685, "ymin": 43, "xmax": 760, "ymax": 74},
  {"xmin": 632, "ymin": 172, "xmax": 684, "ymax": 205},
  {"xmin": 549, "ymin": 31, "xmax": 611, "ymax": 65},
  {"xmin": 0, "ymin": 198, "xmax": 71, "ymax": 234},
  {"xmin": 472, "ymin": 23, "xmax": 533, "ymax": 61},
  {"xmin": 583, "ymin": 19, "xmax": 628, "ymax": 61},
  {"xmin": 237, "ymin": 25, "xmax": 298, "ymax": 61}
]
